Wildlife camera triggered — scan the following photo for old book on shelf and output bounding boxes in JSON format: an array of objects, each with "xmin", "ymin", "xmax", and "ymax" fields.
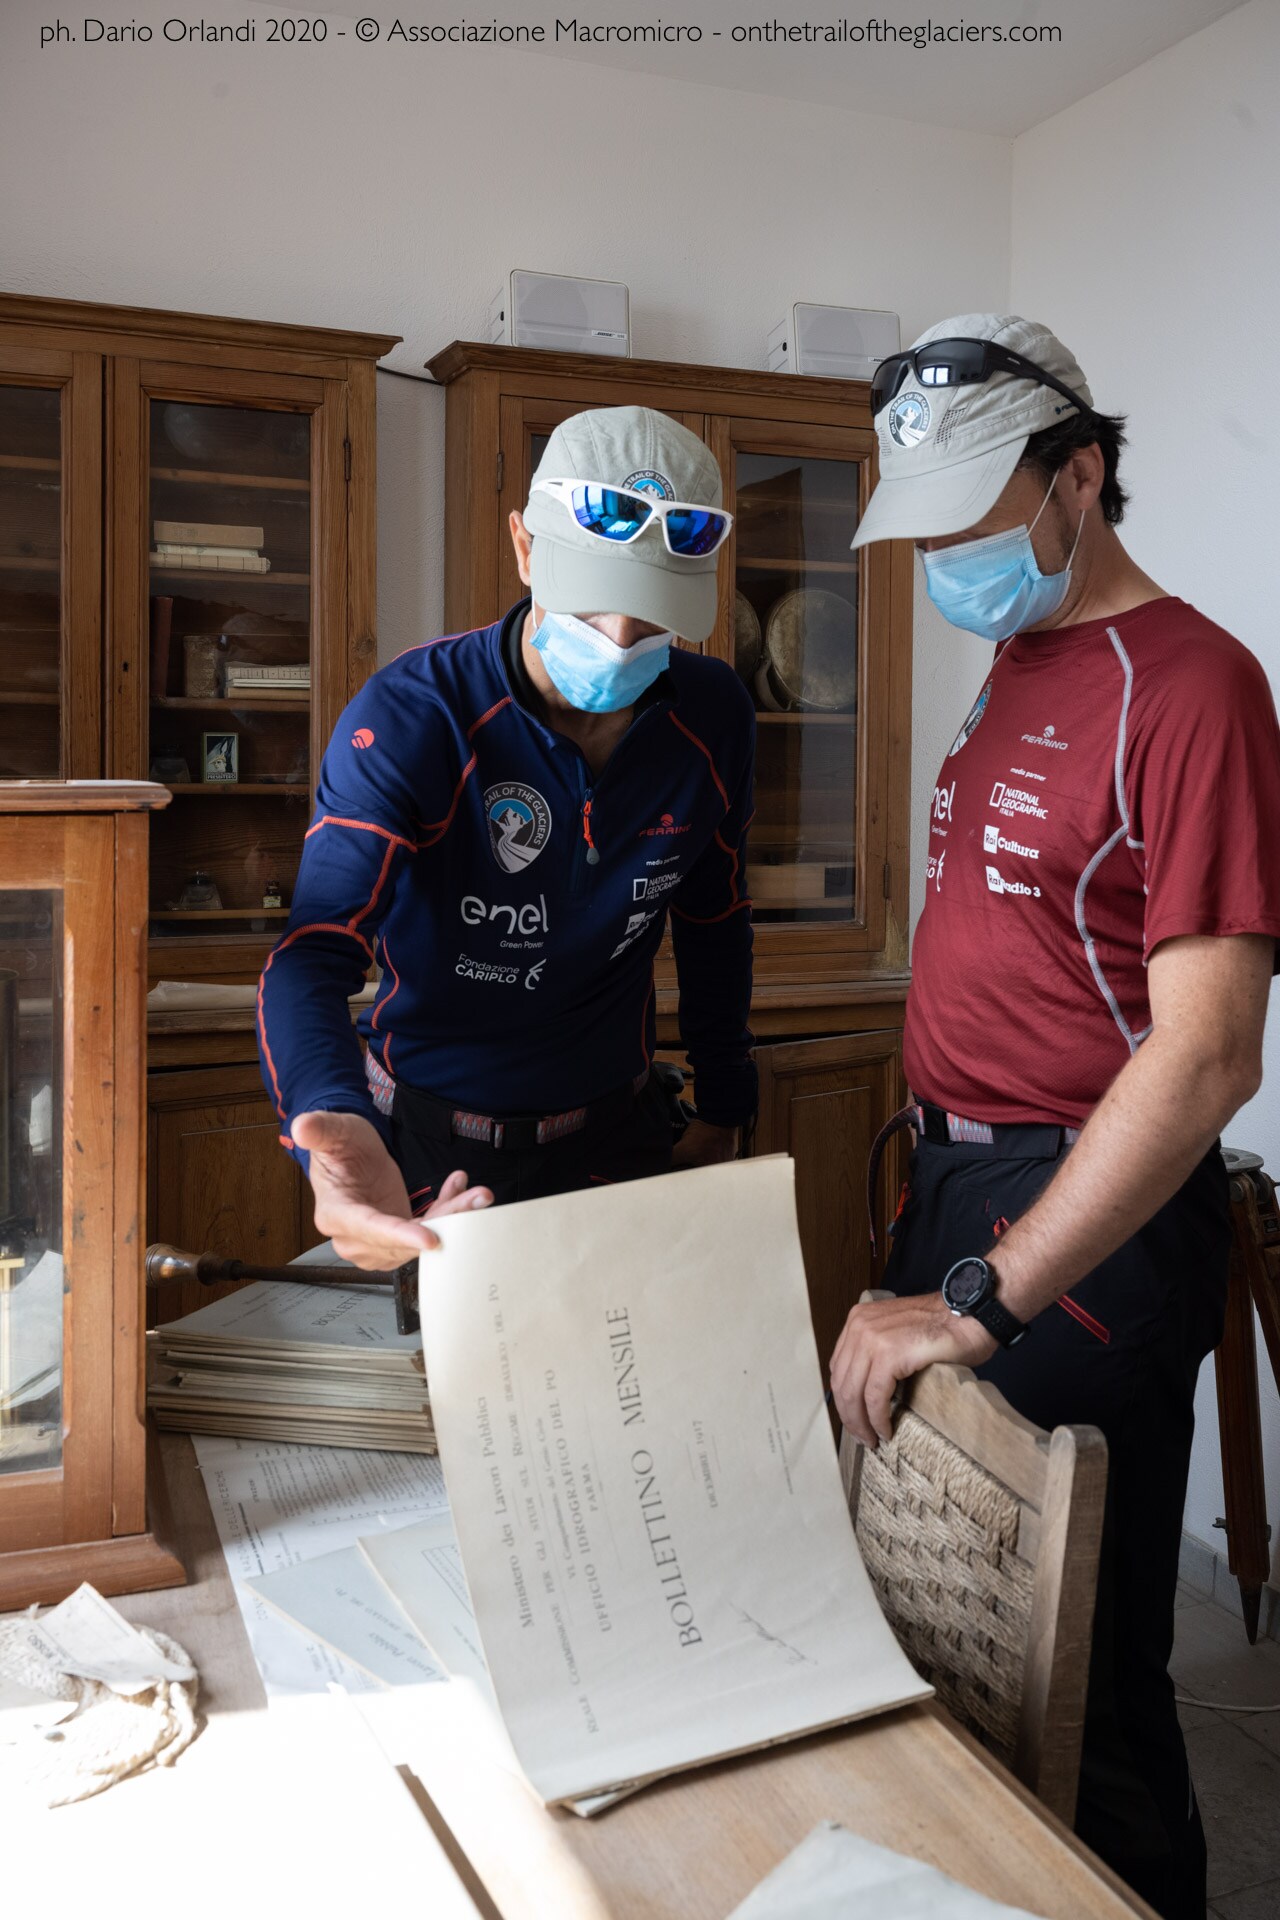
[
  {"xmin": 414, "ymin": 1156, "xmax": 931, "ymax": 1806},
  {"xmin": 154, "ymin": 519, "xmax": 265, "ymax": 548},
  {"xmin": 150, "ymin": 549, "xmax": 271, "ymax": 574},
  {"xmin": 147, "ymin": 1275, "xmax": 435, "ymax": 1453}
]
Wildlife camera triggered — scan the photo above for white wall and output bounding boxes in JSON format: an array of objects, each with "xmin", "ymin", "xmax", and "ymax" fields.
[
  {"xmin": 0, "ymin": 0, "xmax": 1010, "ymax": 924},
  {"xmin": 1012, "ymin": 0, "xmax": 1280, "ymax": 1568}
]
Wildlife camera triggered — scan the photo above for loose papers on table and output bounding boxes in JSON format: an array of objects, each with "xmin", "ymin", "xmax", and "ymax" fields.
[
  {"xmin": 418, "ymin": 1155, "xmax": 932, "ymax": 1806},
  {"xmin": 726, "ymin": 1822, "xmax": 1047, "ymax": 1919},
  {"xmin": 193, "ymin": 1432, "xmax": 448, "ymax": 1696}
]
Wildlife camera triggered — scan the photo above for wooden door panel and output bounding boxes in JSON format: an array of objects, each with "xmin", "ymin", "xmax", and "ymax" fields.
[
  {"xmin": 147, "ymin": 1065, "xmax": 319, "ymax": 1323},
  {"xmin": 754, "ymin": 1032, "xmax": 902, "ymax": 1376}
]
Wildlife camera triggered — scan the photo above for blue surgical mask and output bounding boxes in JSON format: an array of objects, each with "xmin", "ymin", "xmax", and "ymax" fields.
[
  {"xmin": 922, "ymin": 474, "xmax": 1084, "ymax": 644},
  {"xmin": 529, "ymin": 610, "xmax": 672, "ymax": 713}
]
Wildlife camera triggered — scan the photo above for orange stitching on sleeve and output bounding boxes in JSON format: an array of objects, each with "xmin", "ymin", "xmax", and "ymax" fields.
[
  {"xmin": 305, "ymin": 815, "xmax": 415, "ymax": 851},
  {"xmin": 258, "ymin": 922, "xmax": 375, "ymax": 1128},
  {"xmin": 669, "ymin": 711, "xmax": 730, "ymax": 811}
]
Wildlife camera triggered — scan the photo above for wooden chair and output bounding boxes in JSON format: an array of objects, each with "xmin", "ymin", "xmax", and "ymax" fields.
[{"xmin": 840, "ymin": 1334, "xmax": 1107, "ymax": 1826}]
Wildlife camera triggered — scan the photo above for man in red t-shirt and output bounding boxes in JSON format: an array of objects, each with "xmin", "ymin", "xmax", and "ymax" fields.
[{"xmin": 829, "ymin": 314, "xmax": 1280, "ymax": 1920}]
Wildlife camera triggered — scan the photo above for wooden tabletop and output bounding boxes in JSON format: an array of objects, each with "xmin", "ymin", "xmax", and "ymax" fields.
[
  {"xmin": 405, "ymin": 1686, "xmax": 1155, "ymax": 1920},
  {"xmin": 103, "ymin": 1436, "xmax": 1154, "ymax": 1920}
]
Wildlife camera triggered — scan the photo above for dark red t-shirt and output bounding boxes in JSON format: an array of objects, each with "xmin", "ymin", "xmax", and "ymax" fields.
[{"xmin": 906, "ymin": 597, "xmax": 1280, "ymax": 1126}]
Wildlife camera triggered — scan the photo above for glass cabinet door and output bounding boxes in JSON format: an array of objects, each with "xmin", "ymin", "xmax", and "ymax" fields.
[
  {"xmin": 0, "ymin": 354, "xmax": 101, "ymax": 781},
  {"xmin": 0, "ymin": 810, "xmax": 121, "ymax": 1555},
  {"xmin": 711, "ymin": 419, "xmax": 882, "ymax": 956},
  {"xmin": 0, "ymin": 888, "xmax": 62, "ymax": 1477},
  {"xmin": 109, "ymin": 362, "xmax": 342, "ymax": 979}
]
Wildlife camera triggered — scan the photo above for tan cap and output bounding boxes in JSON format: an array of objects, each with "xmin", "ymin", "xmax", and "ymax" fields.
[
  {"xmin": 851, "ymin": 314, "xmax": 1094, "ymax": 550},
  {"xmin": 523, "ymin": 406, "xmax": 724, "ymax": 644}
]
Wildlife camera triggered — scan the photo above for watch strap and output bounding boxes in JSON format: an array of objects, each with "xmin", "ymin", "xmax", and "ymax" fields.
[{"xmin": 975, "ymin": 1293, "xmax": 1027, "ymax": 1349}]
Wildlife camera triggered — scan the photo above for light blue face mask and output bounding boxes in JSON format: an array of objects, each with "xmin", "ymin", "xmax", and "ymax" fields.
[
  {"xmin": 530, "ymin": 610, "xmax": 672, "ymax": 714},
  {"xmin": 922, "ymin": 473, "xmax": 1084, "ymax": 644}
]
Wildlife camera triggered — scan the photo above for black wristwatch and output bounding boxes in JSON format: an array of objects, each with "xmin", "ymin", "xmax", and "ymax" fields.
[{"xmin": 941, "ymin": 1256, "xmax": 1027, "ymax": 1349}]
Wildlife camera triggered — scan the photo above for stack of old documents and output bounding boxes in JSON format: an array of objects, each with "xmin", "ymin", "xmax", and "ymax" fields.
[{"xmin": 147, "ymin": 1275, "xmax": 434, "ymax": 1453}]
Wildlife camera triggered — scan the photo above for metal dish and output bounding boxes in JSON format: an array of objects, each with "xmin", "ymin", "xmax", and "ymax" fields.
[{"xmin": 764, "ymin": 589, "xmax": 857, "ymax": 712}]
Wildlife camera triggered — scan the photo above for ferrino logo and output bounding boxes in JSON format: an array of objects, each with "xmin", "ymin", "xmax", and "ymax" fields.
[
  {"xmin": 1020, "ymin": 723, "xmax": 1069, "ymax": 751},
  {"xmin": 639, "ymin": 812, "xmax": 691, "ymax": 839}
]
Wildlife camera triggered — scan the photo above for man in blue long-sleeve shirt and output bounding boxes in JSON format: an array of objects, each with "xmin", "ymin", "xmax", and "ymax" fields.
[{"xmin": 257, "ymin": 407, "xmax": 757, "ymax": 1268}]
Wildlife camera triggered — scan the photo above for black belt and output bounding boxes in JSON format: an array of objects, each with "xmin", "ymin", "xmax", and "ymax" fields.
[
  {"xmin": 390, "ymin": 1069, "xmax": 650, "ymax": 1154},
  {"xmin": 866, "ymin": 1101, "xmax": 1081, "ymax": 1257}
]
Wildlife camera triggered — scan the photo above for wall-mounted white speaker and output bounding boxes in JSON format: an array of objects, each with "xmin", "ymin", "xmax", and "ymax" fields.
[
  {"xmin": 488, "ymin": 270, "xmax": 631, "ymax": 358},
  {"xmin": 767, "ymin": 304, "xmax": 900, "ymax": 381}
]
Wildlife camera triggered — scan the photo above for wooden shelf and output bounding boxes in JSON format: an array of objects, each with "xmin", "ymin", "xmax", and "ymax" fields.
[
  {"xmin": 737, "ymin": 493, "xmax": 855, "ymax": 515},
  {"xmin": 752, "ymin": 897, "xmax": 854, "ymax": 913},
  {"xmin": 755, "ymin": 711, "xmax": 856, "ymax": 726},
  {"xmin": 153, "ymin": 694, "xmax": 310, "ymax": 713},
  {"xmin": 0, "ymin": 454, "xmax": 60, "ymax": 475},
  {"xmin": 163, "ymin": 783, "xmax": 309, "ymax": 797},
  {"xmin": 150, "ymin": 907, "xmax": 290, "ymax": 922},
  {"xmin": 0, "ymin": 555, "xmax": 58, "ymax": 573},
  {"xmin": 736, "ymin": 557, "xmax": 857, "ymax": 574},
  {"xmin": 150, "ymin": 465, "xmax": 309, "ymax": 492},
  {"xmin": 0, "ymin": 689, "xmax": 59, "ymax": 706},
  {"xmin": 150, "ymin": 566, "xmax": 308, "ymax": 587}
]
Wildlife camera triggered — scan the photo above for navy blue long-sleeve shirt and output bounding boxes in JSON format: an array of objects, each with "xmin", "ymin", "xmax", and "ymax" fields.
[{"xmin": 258, "ymin": 601, "xmax": 757, "ymax": 1159}]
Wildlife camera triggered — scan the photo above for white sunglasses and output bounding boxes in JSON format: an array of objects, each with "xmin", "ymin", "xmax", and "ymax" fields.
[{"xmin": 530, "ymin": 477, "xmax": 734, "ymax": 558}]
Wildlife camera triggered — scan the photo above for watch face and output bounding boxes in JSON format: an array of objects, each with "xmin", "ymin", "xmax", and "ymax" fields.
[{"xmin": 946, "ymin": 1259, "xmax": 989, "ymax": 1311}]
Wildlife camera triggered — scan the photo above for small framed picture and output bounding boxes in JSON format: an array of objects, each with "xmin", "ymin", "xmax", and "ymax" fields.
[{"xmin": 201, "ymin": 730, "xmax": 239, "ymax": 783}]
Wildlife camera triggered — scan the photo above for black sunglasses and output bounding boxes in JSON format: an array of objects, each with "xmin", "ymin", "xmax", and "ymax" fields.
[{"xmin": 870, "ymin": 337, "xmax": 1091, "ymax": 423}]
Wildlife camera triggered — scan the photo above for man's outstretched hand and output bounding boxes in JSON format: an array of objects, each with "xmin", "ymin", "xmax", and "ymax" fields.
[{"xmin": 292, "ymin": 1110, "xmax": 493, "ymax": 1270}]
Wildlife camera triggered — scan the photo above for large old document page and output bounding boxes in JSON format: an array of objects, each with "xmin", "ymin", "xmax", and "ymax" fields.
[{"xmin": 422, "ymin": 1156, "xmax": 930, "ymax": 1805}]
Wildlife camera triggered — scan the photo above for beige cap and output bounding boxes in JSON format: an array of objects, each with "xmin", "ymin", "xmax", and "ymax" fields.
[
  {"xmin": 523, "ymin": 406, "xmax": 724, "ymax": 644},
  {"xmin": 851, "ymin": 314, "xmax": 1094, "ymax": 550}
]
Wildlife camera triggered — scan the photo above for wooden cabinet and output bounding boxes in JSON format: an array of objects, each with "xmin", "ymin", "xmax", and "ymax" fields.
[
  {"xmin": 754, "ymin": 1034, "xmax": 904, "ymax": 1375},
  {"xmin": 0, "ymin": 293, "xmax": 398, "ymax": 1273},
  {"xmin": 0, "ymin": 293, "xmax": 398, "ymax": 985},
  {"xmin": 428, "ymin": 343, "xmax": 913, "ymax": 1352},
  {"xmin": 0, "ymin": 783, "xmax": 185, "ymax": 1606}
]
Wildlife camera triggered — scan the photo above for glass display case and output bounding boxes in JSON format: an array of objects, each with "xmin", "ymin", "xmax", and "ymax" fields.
[
  {"xmin": 0, "ymin": 887, "xmax": 61, "ymax": 1477},
  {"xmin": 0, "ymin": 783, "xmax": 184, "ymax": 1607}
]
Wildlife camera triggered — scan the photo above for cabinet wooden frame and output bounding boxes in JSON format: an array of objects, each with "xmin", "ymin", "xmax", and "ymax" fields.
[{"xmin": 0, "ymin": 783, "xmax": 185, "ymax": 1608}]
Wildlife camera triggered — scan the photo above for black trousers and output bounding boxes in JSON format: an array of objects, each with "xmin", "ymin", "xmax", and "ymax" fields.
[
  {"xmin": 886, "ymin": 1134, "xmax": 1229, "ymax": 1920},
  {"xmin": 389, "ymin": 1070, "xmax": 674, "ymax": 1209}
]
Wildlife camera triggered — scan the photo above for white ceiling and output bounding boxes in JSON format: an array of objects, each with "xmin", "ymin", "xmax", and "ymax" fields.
[{"xmin": 530, "ymin": 0, "xmax": 1249, "ymax": 138}]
